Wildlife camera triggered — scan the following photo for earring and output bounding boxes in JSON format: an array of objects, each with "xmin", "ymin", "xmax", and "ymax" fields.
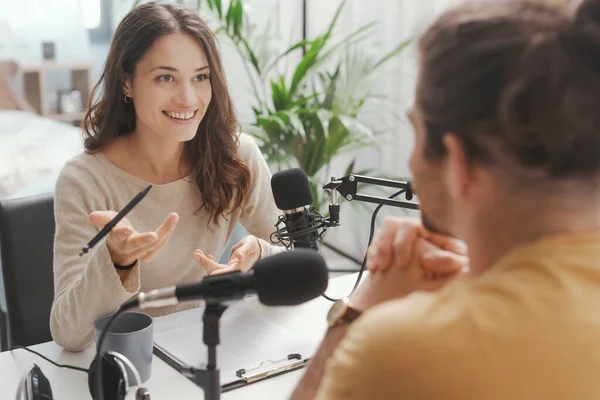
[{"xmin": 124, "ymin": 95, "xmax": 132, "ymax": 104}]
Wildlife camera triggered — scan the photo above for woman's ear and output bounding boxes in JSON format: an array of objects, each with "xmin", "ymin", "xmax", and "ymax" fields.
[
  {"xmin": 122, "ymin": 73, "xmax": 133, "ymax": 97},
  {"xmin": 442, "ymin": 133, "xmax": 471, "ymax": 200}
]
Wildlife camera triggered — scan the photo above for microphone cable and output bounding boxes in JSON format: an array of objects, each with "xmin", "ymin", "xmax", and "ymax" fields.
[
  {"xmin": 10, "ymin": 346, "xmax": 89, "ymax": 373},
  {"xmin": 322, "ymin": 188, "xmax": 408, "ymax": 302}
]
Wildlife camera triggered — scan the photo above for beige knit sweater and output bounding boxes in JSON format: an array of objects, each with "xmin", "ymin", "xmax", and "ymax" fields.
[{"xmin": 50, "ymin": 133, "xmax": 283, "ymax": 351}]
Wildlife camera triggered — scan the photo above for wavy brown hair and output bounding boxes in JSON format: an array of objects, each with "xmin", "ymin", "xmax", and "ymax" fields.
[
  {"xmin": 82, "ymin": 2, "xmax": 251, "ymax": 224},
  {"xmin": 417, "ymin": 0, "xmax": 600, "ymax": 181}
]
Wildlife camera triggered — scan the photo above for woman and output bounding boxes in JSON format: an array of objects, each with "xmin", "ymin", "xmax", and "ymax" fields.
[{"xmin": 50, "ymin": 2, "xmax": 282, "ymax": 351}]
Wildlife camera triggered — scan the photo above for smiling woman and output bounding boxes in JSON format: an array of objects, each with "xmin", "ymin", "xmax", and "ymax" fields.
[{"xmin": 50, "ymin": 2, "xmax": 283, "ymax": 351}]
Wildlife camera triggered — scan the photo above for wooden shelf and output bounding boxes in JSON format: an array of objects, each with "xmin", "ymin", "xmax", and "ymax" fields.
[{"xmin": 21, "ymin": 62, "xmax": 92, "ymax": 120}]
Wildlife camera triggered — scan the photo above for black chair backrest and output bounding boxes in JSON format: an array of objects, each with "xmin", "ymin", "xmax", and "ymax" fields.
[{"xmin": 0, "ymin": 194, "xmax": 55, "ymax": 348}]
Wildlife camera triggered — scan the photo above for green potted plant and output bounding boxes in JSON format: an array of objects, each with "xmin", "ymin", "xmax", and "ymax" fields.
[{"xmin": 207, "ymin": 0, "xmax": 410, "ymax": 211}]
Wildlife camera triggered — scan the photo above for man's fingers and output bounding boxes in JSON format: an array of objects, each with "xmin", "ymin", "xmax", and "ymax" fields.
[
  {"xmin": 421, "ymin": 250, "xmax": 469, "ymax": 275},
  {"xmin": 367, "ymin": 217, "xmax": 421, "ymax": 271},
  {"xmin": 425, "ymin": 233, "xmax": 468, "ymax": 256},
  {"xmin": 367, "ymin": 232, "xmax": 394, "ymax": 271},
  {"xmin": 391, "ymin": 221, "xmax": 422, "ymax": 270}
]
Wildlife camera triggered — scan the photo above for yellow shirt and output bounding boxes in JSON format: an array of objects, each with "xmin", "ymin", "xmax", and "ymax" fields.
[{"xmin": 316, "ymin": 233, "xmax": 600, "ymax": 400}]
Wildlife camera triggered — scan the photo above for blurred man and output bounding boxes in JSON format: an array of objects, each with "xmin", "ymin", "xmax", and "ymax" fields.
[{"xmin": 292, "ymin": 0, "xmax": 600, "ymax": 398}]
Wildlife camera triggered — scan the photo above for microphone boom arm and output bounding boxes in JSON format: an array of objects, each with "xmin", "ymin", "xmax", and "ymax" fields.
[{"xmin": 323, "ymin": 174, "xmax": 419, "ymax": 214}]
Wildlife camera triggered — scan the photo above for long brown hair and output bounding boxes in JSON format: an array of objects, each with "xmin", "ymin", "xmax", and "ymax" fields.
[
  {"xmin": 82, "ymin": 2, "xmax": 251, "ymax": 224},
  {"xmin": 417, "ymin": 0, "xmax": 600, "ymax": 180}
]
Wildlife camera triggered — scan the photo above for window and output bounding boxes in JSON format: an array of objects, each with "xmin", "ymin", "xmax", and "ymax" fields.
[{"xmin": 81, "ymin": 0, "xmax": 112, "ymax": 43}]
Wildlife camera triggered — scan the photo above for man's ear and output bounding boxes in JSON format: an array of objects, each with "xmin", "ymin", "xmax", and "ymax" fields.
[
  {"xmin": 122, "ymin": 73, "xmax": 133, "ymax": 97},
  {"xmin": 442, "ymin": 133, "xmax": 471, "ymax": 200}
]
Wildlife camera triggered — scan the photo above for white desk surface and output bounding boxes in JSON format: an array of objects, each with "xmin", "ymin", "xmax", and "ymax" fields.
[{"xmin": 0, "ymin": 272, "xmax": 361, "ymax": 400}]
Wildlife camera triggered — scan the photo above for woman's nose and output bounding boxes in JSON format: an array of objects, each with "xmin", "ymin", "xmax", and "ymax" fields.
[{"xmin": 176, "ymin": 82, "xmax": 197, "ymax": 105}]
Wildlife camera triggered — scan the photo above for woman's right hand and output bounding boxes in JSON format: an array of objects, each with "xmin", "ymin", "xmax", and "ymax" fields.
[{"xmin": 89, "ymin": 211, "xmax": 179, "ymax": 266}]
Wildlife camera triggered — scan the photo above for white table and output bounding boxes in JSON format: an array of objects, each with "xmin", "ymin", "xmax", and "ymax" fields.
[{"xmin": 1, "ymin": 273, "xmax": 360, "ymax": 399}]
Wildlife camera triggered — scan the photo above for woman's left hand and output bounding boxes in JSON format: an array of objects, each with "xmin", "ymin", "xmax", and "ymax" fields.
[{"xmin": 193, "ymin": 235, "xmax": 262, "ymax": 276}]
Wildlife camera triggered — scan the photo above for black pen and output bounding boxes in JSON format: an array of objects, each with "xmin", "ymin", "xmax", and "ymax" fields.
[{"xmin": 79, "ymin": 185, "xmax": 153, "ymax": 257}]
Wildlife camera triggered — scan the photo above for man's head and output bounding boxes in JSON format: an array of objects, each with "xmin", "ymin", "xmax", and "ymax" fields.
[{"xmin": 408, "ymin": 0, "xmax": 600, "ymax": 239}]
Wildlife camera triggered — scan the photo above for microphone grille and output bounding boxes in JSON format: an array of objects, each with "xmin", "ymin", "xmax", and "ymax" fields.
[
  {"xmin": 271, "ymin": 168, "xmax": 313, "ymax": 210},
  {"xmin": 253, "ymin": 249, "xmax": 328, "ymax": 306}
]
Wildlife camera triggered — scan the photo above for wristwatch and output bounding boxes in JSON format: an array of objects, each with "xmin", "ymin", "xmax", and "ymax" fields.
[{"xmin": 327, "ymin": 297, "xmax": 362, "ymax": 327}]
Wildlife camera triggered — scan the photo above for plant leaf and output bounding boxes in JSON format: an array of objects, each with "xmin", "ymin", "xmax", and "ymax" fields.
[
  {"xmin": 372, "ymin": 38, "xmax": 412, "ymax": 71},
  {"xmin": 288, "ymin": 0, "xmax": 348, "ymax": 98},
  {"xmin": 345, "ymin": 159, "xmax": 356, "ymax": 176},
  {"xmin": 263, "ymin": 39, "xmax": 313, "ymax": 76},
  {"xmin": 214, "ymin": 0, "xmax": 223, "ymax": 19},
  {"xmin": 225, "ymin": 0, "xmax": 244, "ymax": 37},
  {"xmin": 321, "ymin": 64, "xmax": 341, "ymax": 110},
  {"xmin": 289, "ymin": 37, "xmax": 326, "ymax": 99},
  {"xmin": 270, "ymin": 78, "xmax": 287, "ymax": 112},
  {"xmin": 239, "ymin": 37, "xmax": 262, "ymax": 76}
]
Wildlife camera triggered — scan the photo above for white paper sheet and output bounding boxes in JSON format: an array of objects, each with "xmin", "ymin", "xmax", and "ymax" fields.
[{"xmin": 153, "ymin": 302, "xmax": 319, "ymax": 385}]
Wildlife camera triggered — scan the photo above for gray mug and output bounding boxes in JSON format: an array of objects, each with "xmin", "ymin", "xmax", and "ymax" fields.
[{"xmin": 94, "ymin": 311, "xmax": 153, "ymax": 384}]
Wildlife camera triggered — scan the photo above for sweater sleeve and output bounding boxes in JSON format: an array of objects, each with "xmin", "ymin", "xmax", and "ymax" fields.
[
  {"xmin": 237, "ymin": 134, "xmax": 285, "ymax": 259},
  {"xmin": 50, "ymin": 160, "xmax": 141, "ymax": 351}
]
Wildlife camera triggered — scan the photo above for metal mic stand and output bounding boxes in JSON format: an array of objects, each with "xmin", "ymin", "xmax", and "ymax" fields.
[
  {"xmin": 323, "ymin": 174, "xmax": 419, "ymax": 211},
  {"xmin": 181, "ymin": 303, "xmax": 227, "ymax": 400}
]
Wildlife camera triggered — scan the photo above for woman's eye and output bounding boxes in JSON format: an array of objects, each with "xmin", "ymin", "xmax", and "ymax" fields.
[
  {"xmin": 195, "ymin": 74, "xmax": 210, "ymax": 82},
  {"xmin": 157, "ymin": 75, "xmax": 173, "ymax": 83}
]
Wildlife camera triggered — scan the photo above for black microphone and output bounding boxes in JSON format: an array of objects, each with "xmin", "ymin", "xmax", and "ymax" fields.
[
  {"xmin": 271, "ymin": 168, "xmax": 321, "ymax": 251},
  {"xmin": 121, "ymin": 249, "xmax": 328, "ymax": 310}
]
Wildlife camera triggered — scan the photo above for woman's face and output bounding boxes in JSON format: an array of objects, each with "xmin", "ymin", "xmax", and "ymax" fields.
[{"xmin": 124, "ymin": 32, "xmax": 212, "ymax": 144}]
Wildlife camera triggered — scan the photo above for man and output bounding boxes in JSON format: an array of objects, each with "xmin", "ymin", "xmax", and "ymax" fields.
[{"xmin": 292, "ymin": 0, "xmax": 600, "ymax": 398}]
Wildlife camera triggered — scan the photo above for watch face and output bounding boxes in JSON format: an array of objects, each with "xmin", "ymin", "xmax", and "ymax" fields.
[{"xmin": 327, "ymin": 299, "xmax": 348, "ymax": 325}]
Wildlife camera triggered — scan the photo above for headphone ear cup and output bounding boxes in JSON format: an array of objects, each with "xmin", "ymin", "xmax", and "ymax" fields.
[
  {"xmin": 30, "ymin": 365, "xmax": 53, "ymax": 398},
  {"xmin": 88, "ymin": 352, "xmax": 128, "ymax": 400}
]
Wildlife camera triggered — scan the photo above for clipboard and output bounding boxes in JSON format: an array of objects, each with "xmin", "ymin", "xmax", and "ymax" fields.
[
  {"xmin": 151, "ymin": 303, "xmax": 319, "ymax": 392},
  {"xmin": 154, "ymin": 345, "xmax": 311, "ymax": 392}
]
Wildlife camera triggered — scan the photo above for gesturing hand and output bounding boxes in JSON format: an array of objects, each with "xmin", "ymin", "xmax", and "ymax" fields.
[
  {"xmin": 193, "ymin": 235, "xmax": 262, "ymax": 276},
  {"xmin": 89, "ymin": 211, "xmax": 179, "ymax": 266}
]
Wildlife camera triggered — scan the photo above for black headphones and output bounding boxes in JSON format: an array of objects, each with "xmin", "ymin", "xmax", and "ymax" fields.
[
  {"xmin": 88, "ymin": 351, "xmax": 151, "ymax": 400},
  {"xmin": 15, "ymin": 350, "xmax": 150, "ymax": 400}
]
